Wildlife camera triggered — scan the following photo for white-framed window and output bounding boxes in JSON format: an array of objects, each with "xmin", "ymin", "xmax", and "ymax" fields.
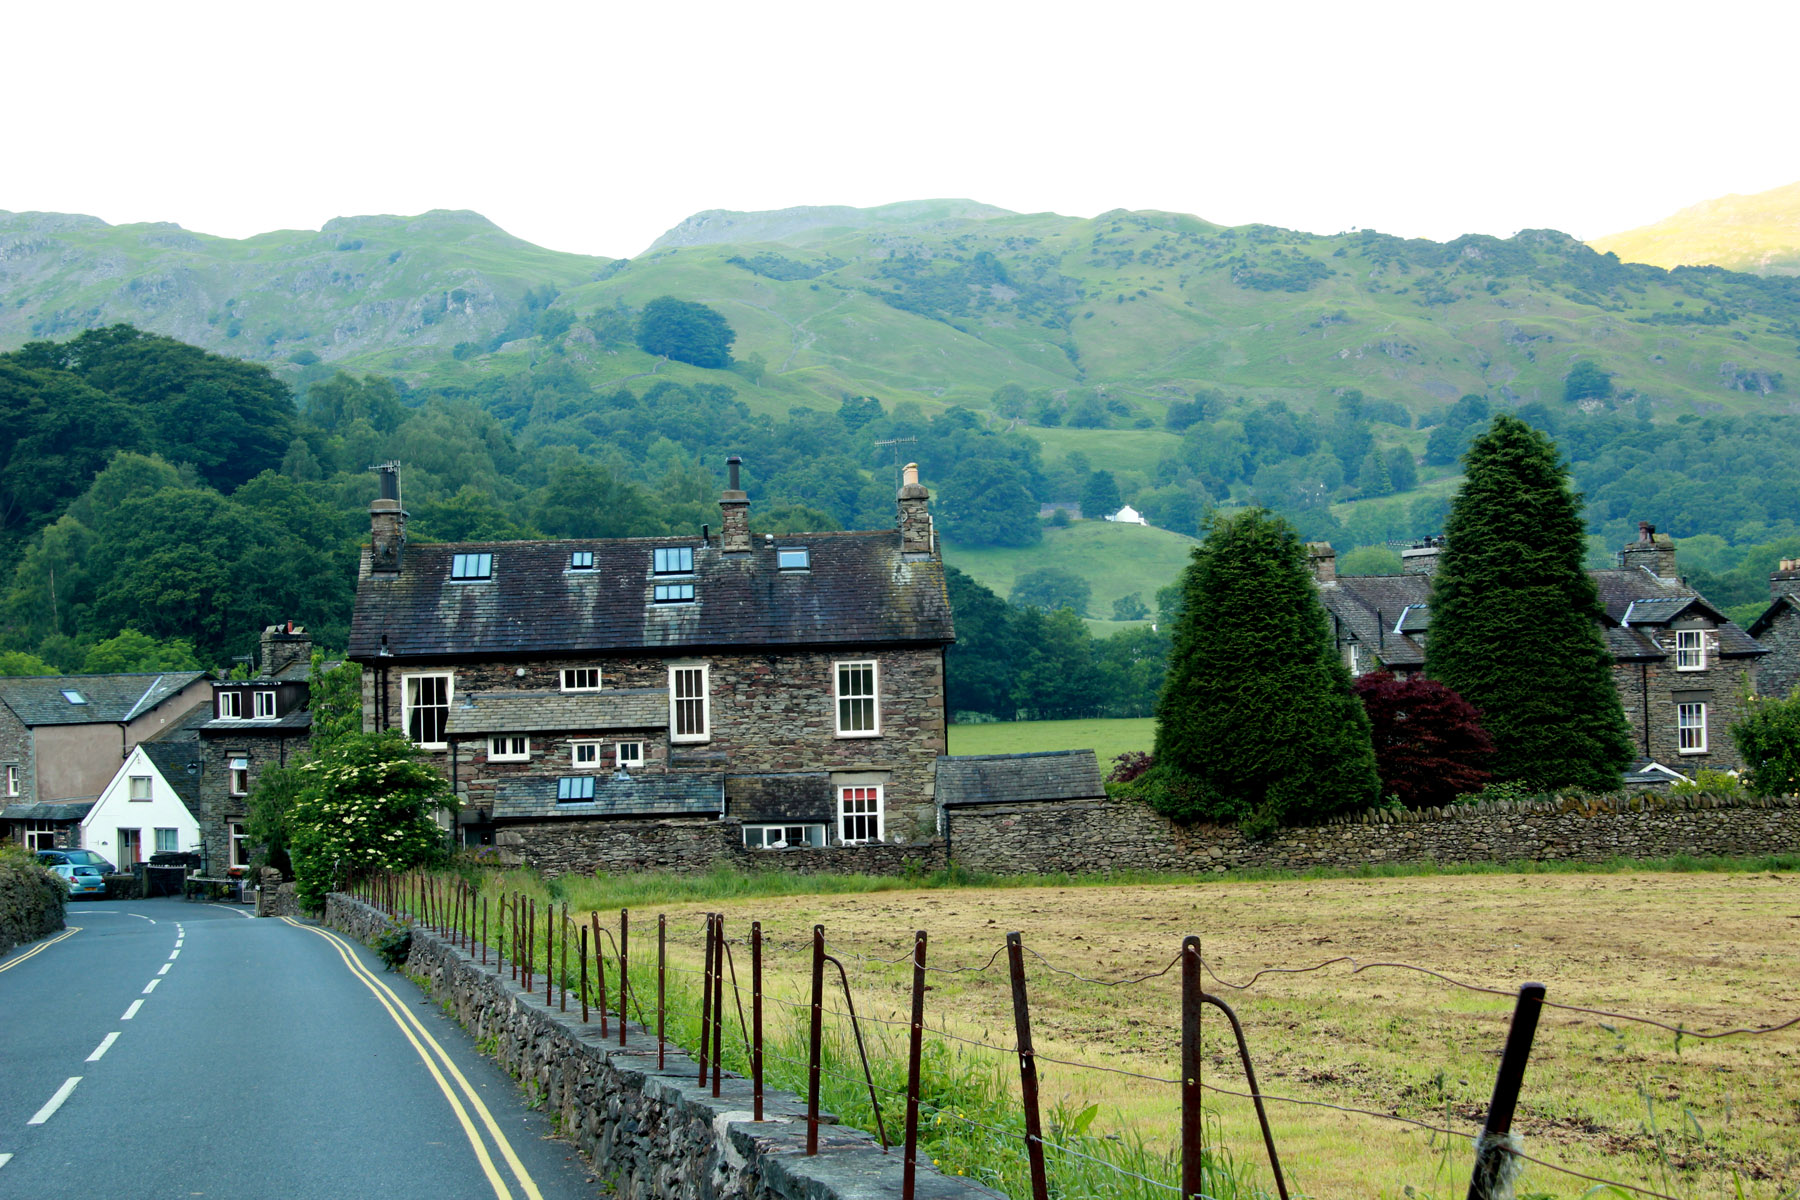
[
  {"xmin": 488, "ymin": 735, "xmax": 529, "ymax": 762},
  {"xmin": 654, "ymin": 582, "xmax": 695, "ymax": 604},
  {"xmin": 154, "ymin": 828, "xmax": 179, "ymax": 854},
  {"xmin": 835, "ymin": 660, "xmax": 880, "ymax": 737},
  {"xmin": 218, "ymin": 691, "xmax": 242, "ymax": 718},
  {"xmin": 129, "ymin": 775, "xmax": 153, "ymax": 802},
  {"xmin": 403, "ymin": 673, "xmax": 454, "ymax": 748},
  {"xmin": 25, "ymin": 820, "xmax": 58, "ymax": 850},
  {"xmin": 777, "ymin": 547, "xmax": 809, "ymax": 570},
  {"xmin": 1677, "ymin": 702, "xmax": 1708, "ymax": 754},
  {"xmin": 557, "ymin": 776, "xmax": 596, "ymax": 802},
  {"xmin": 838, "ymin": 785, "xmax": 884, "ymax": 844},
  {"xmin": 228, "ymin": 755, "xmax": 250, "ymax": 797},
  {"xmin": 572, "ymin": 740, "xmax": 602, "ymax": 770},
  {"xmin": 1675, "ymin": 629, "xmax": 1706, "ymax": 671},
  {"xmin": 744, "ymin": 824, "xmax": 827, "ymax": 849},
  {"xmin": 670, "ymin": 664, "xmax": 710, "ymax": 742},
  {"xmin": 450, "ymin": 552, "xmax": 493, "ymax": 580},
  {"xmin": 653, "ymin": 546, "xmax": 694, "ymax": 575},
  {"xmin": 5, "ymin": 764, "xmax": 17, "ymax": 797},
  {"xmin": 615, "ymin": 741, "xmax": 643, "ymax": 770},
  {"xmin": 569, "ymin": 550, "xmax": 594, "ymax": 571},
  {"xmin": 561, "ymin": 667, "xmax": 601, "ymax": 692},
  {"xmin": 254, "ymin": 690, "xmax": 277, "ymax": 718},
  {"xmin": 230, "ymin": 822, "xmax": 250, "ymax": 868}
]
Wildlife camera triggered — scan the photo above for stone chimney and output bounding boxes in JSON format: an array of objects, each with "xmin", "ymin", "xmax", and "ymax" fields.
[
  {"xmin": 259, "ymin": 622, "xmax": 312, "ymax": 679},
  {"xmin": 1400, "ymin": 535, "xmax": 1443, "ymax": 577},
  {"xmin": 898, "ymin": 462, "xmax": 934, "ymax": 556},
  {"xmin": 369, "ymin": 463, "xmax": 407, "ymax": 573},
  {"xmin": 1773, "ymin": 559, "xmax": 1800, "ymax": 601},
  {"xmin": 1306, "ymin": 542, "xmax": 1337, "ymax": 586},
  {"xmin": 719, "ymin": 455, "xmax": 751, "ymax": 553},
  {"xmin": 1619, "ymin": 520, "xmax": 1678, "ymax": 580}
]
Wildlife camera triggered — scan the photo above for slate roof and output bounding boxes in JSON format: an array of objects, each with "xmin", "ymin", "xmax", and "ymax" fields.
[
  {"xmin": 0, "ymin": 801, "xmax": 94, "ymax": 822},
  {"xmin": 725, "ymin": 773, "xmax": 835, "ymax": 824},
  {"xmin": 444, "ymin": 689, "xmax": 668, "ymax": 736},
  {"xmin": 1746, "ymin": 593, "xmax": 1800, "ymax": 639},
  {"xmin": 347, "ymin": 531, "xmax": 955, "ymax": 661},
  {"xmin": 935, "ymin": 750, "xmax": 1105, "ymax": 808},
  {"xmin": 201, "ymin": 711, "xmax": 314, "ymax": 734},
  {"xmin": 490, "ymin": 772, "xmax": 723, "ymax": 820},
  {"xmin": 1591, "ymin": 568, "xmax": 1763, "ymax": 659},
  {"xmin": 1317, "ymin": 575, "xmax": 1432, "ymax": 669},
  {"xmin": 140, "ymin": 742, "xmax": 203, "ymax": 810},
  {"xmin": 0, "ymin": 672, "xmax": 209, "ymax": 726}
]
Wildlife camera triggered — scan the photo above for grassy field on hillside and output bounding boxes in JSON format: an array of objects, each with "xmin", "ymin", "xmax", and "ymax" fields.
[
  {"xmin": 944, "ymin": 520, "xmax": 1195, "ymax": 627},
  {"xmin": 948, "ymin": 717, "xmax": 1153, "ymax": 767},
  {"xmin": 567, "ymin": 868, "xmax": 1800, "ymax": 1199}
]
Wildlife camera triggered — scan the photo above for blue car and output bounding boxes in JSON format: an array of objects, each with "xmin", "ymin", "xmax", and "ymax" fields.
[
  {"xmin": 50, "ymin": 863, "xmax": 107, "ymax": 899},
  {"xmin": 37, "ymin": 848, "xmax": 117, "ymax": 874}
]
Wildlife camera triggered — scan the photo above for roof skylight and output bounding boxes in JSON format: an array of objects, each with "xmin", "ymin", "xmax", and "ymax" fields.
[
  {"xmin": 61, "ymin": 689, "xmax": 87, "ymax": 705},
  {"xmin": 450, "ymin": 553, "xmax": 493, "ymax": 580}
]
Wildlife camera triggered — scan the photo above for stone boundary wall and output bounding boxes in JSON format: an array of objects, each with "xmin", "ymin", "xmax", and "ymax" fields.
[
  {"xmin": 0, "ymin": 855, "xmax": 64, "ymax": 958},
  {"xmin": 945, "ymin": 792, "xmax": 1800, "ymax": 875},
  {"xmin": 324, "ymin": 894, "xmax": 998, "ymax": 1200},
  {"xmin": 493, "ymin": 817, "xmax": 948, "ymax": 879}
]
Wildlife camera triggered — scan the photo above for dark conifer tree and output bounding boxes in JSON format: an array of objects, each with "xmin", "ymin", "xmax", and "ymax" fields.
[
  {"xmin": 1424, "ymin": 414, "xmax": 1633, "ymax": 789},
  {"xmin": 1353, "ymin": 672, "xmax": 1494, "ymax": 806},
  {"xmin": 1151, "ymin": 509, "xmax": 1381, "ymax": 834}
]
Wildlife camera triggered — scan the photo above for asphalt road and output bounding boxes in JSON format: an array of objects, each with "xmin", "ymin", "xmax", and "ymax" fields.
[{"xmin": 0, "ymin": 897, "xmax": 602, "ymax": 1199}]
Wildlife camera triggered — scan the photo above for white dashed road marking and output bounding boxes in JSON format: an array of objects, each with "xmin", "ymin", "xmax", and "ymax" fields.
[
  {"xmin": 122, "ymin": 1000, "xmax": 143, "ymax": 1020},
  {"xmin": 86, "ymin": 1033, "xmax": 120, "ymax": 1062},
  {"xmin": 157, "ymin": 963, "xmax": 171, "ymax": 976},
  {"xmin": 0, "ymin": 1152, "xmax": 13, "ymax": 1169},
  {"xmin": 168, "ymin": 948, "xmax": 180, "ymax": 959},
  {"xmin": 28, "ymin": 1078, "xmax": 80, "ymax": 1125},
  {"xmin": 141, "ymin": 979, "xmax": 159, "ymax": 995}
]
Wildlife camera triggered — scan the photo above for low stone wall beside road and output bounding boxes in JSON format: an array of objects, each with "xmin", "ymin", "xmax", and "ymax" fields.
[
  {"xmin": 492, "ymin": 817, "xmax": 948, "ymax": 879},
  {"xmin": 944, "ymin": 791, "xmax": 1800, "ymax": 875},
  {"xmin": 325, "ymin": 894, "xmax": 997, "ymax": 1200},
  {"xmin": 0, "ymin": 852, "xmax": 64, "ymax": 958}
]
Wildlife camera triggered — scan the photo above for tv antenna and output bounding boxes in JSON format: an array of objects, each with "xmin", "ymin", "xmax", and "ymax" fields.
[{"xmin": 873, "ymin": 437, "xmax": 916, "ymax": 489}]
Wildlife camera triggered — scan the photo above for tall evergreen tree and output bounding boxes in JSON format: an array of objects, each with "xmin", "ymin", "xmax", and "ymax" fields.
[
  {"xmin": 1151, "ymin": 509, "xmax": 1381, "ymax": 834},
  {"xmin": 1424, "ymin": 414, "xmax": 1633, "ymax": 789}
]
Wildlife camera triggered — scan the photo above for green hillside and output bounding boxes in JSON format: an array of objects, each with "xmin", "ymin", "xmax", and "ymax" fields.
[
  {"xmin": 1590, "ymin": 181, "xmax": 1800, "ymax": 275},
  {"xmin": 944, "ymin": 519, "xmax": 1198, "ymax": 633}
]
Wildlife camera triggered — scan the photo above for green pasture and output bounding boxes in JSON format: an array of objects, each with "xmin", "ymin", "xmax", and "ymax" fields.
[{"xmin": 947, "ymin": 716, "xmax": 1154, "ymax": 767}]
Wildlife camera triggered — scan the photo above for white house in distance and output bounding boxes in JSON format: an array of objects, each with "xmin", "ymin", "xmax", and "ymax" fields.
[
  {"xmin": 80, "ymin": 741, "xmax": 204, "ymax": 870},
  {"xmin": 1105, "ymin": 505, "xmax": 1149, "ymax": 526}
]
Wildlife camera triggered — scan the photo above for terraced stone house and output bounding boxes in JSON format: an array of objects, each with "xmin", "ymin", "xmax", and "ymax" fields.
[
  {"xmin": 347, "ymin": 459, "xmax": 955, "ymax": 871},
  {"xmin": 1312, "ymin": 524, "xmax": 1768, "ymax": 774}
]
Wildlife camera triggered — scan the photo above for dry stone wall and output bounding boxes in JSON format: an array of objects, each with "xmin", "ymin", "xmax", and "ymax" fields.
[
  {"xmin": 946, "ymin": 793, "xmax": 1800, "ymax": 875},
  {"xmin": 324, "ymin": 894, "xmax": 998, "ymax": 1200},
  {"xmin": 492, "ymin": 816, "xmax": 946, "ymax": 878}
]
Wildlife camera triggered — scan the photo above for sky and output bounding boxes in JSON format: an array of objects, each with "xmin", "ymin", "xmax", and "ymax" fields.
[{"xmin": 7, "ymin": 0, "xmax": 1797, "ymax": 260}]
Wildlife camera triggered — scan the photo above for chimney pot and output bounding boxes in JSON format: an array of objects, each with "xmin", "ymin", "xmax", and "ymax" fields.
[
  {"xmin": 1307, "ymin": 542, "xmax": 1337, "ymax": 585},
  {"xmin": 897, "ymin": 463, "xmax": 934, "ymax": 556},
  {"xmin": 1620, "ymin": 519, "xmax": 1677, "ymax": 578},
  {"xmin": 368, "ymin": 463, "xmax": 407, "ymax": 573},
  {"xmin": 719, "ymin": 456, "xmax": 751, "ymax": 552}
]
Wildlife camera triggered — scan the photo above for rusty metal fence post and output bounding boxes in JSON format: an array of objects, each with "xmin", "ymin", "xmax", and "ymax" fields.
[
  {"xmin": 1468, "ymin": 983, "xmax": 1546, "ymax": 1200},
  {"xmin": 580, "ymin": 923, "xmax": 590, "ymax": 1022},
  {"xmin": 699, "ymin": 914, "xmax": 716, "ymax": 1086},
  {"xmin": 751, "ymin": 920, "xmax": 764, "ymax": 1122},
  {"xmin": 593, "ymin": 912, "xmax": 608, "ymax": 1035},
  {"xmin": 657, "ymin": 913, "xmax": 667, "ymax": 1069},
  {"xmin": 902, "ymin": 930, "xmax": 928, "ymax": 1200},
  {"xmin": 620, "ymin": 908, "xmax": 630, "ymax": 1046},
  {"xmin": 806, "ymin": 924, "xmax": 825, "ymax": 1155},
  {"xmin": 1182, "ymin": 935, "xmax": 1204, "ymax": 1199},
  {"xmin": 1006, "ymin": 932, "xmax": 1051, "ymax": 1200},
  {"xmin": 559, "ymin": 904, "xmax": 569, "ymax": 1012},
  {"xmin": 711, "ymin": 914, "xmax": 725, "ymax": 1095}
]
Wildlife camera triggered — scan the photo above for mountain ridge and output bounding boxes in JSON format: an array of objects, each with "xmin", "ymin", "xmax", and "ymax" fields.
[{"xmin": 1590, "ymin": 180, "xmax": 1800, "ymax": 275}]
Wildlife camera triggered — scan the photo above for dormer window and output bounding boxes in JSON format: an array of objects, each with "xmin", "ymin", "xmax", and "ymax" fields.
[
  {"xmin": 450, "ymin": 553, "xmax": 493, "ymax": 580},
  {"xmin": 253, "ymin": 690, "xmax": 277, "ymax": 719},
  {"xmin": 557, "ymin": 776, "xmax": 597, "ymax": 802},
  {"xmin": 570, "ymin": 551, "xmax": 594, "ymax": 571},
  {"xmin": 61, "ymin": 689, "xmax": 87, "ymax": 705},
  {"xmin": 1675, "ymin": 629, "xmax": 1705, "ymax": 671},
  {"xmin": 218, "ymin": 691, "xmax": 242, "ymax": 719},
  {"xmin": 778, "ymin": 547, "xmax": 809, "ymax": 570},
  {"xmin": 653, "ymin": 547, "xmax": 694, "ymax": 575},
  {"xmin": 654, "ymin": 582, "xmax": 696, "ymax": 604}
]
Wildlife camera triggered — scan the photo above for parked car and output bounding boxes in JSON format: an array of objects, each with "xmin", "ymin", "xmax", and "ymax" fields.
[
  {"xmin": 51, "ymin": 863, "xmax": 107, "ymax": 900},
  {"xmin": 37, "ymin": 848, "xmax": 117, "ymax": 874}
]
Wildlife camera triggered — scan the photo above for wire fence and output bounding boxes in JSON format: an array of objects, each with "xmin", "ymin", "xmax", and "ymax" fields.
[{"xmin": 346, "ymin": 870, "xmax": 1800, "ymax": 1200}]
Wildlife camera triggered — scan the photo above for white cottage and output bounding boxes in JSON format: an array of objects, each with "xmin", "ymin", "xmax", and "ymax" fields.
[
  {"xmin": 80, "ymin": 741, "xmax": 204, "ymax": 869},
  {"xmin": 1105, "ymin": 505, "xmax": 1149, "ymax": 526}
]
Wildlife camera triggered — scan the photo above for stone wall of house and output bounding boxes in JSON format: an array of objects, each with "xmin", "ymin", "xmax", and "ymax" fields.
[
  {"xmin": 0, "ymin": 704, "xmax": 34, "ymax": 808},
  {"xmin": 324, "ymin": 894, "xmax": 1001, "ymax": 1200},
  {"xmin": 1755, "ymin": 604, "xmax": 1800, "ymax": 701},
  {"xmin": 373, "ymin": 645, "xmax": 948, "ymax": 843},
  {"xmin": 492, "ymin": 817, "xmax": 947, "ymax": 879},
  {"xmin": 195, "ymin": 731, "xmax": 303, "ymax": 875},
  {"xmin": 945, "ymin": 793, "xmax": 1800, "ymax": 875},
  {"xmin": 1611, "ymin": 633, "xmax": 1756, "ymax": 769}
]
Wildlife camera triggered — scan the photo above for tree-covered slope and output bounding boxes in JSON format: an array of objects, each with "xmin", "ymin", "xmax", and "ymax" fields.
[{"xmin": 1590, "ymin": 180, "xmax": 1800, "ymax": 276}]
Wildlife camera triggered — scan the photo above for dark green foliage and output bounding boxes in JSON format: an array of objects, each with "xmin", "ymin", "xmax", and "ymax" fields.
[
  {"xmin": 0, "ymin": 844, "xmax": 66, "ymax": 954},
  {"xmin": 1423, "ymin": 415, "xmax": 1633, "ymax": 790},
  {"xmin": 1730, "ymin": 690, "xmax": 1800, "ymax": 797},
  {"xmin": 1150, "ymin": 510, "xmax": 1381, "ymax": 833},
  {"xmin": 1353, "ymin": 672, "xmax": 1495, "ymax": 806},
  {"xmin": 938, "ymin": 459, "xmax": 1040, "ymax": 547},
  {"xmin": 532, "ymin": 461, "xmax": 658, "ymax": 538},
  {"xmin": 1009, "ymin": 567, "xmax": 1090, "ymax": 615},
  {"xmin": 1563, "ymin": 359, "xmax": 1614, "ymax": 403},
  {"xmin": 634, "ymin": 297, "xmax": 736, "ymax": 368},
  {"xmin": 1079, "ymin": 470, "xmax": 1122, "ymax": 518},
  {"xmin": 944, "ymin": 567, "xmax": 1017, "ymax": 717},
  {"xmin": 1227, "ymin": 250, "xmax": 1331, "ymax": 292},
  {"xmin": 373, "ymin": 923, "xmax": 413, "ymax": 971},
  {"xmin": 1112, "ymin": 593, "xmax": 1149, "ymax": 621},
  {"xmin": 0, "ymin": 359, "xmax": 147, "ymax": 537},
  {"xmin": 726, "ymin": 252, "xmax": 843, "ymax": 281},
  {"xmin": 1385, "ymin": 446, "xmax": 1418, "ymax": 492}
]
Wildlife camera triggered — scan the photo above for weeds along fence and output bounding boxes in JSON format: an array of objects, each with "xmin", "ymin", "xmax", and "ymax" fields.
[{"xmin": 347, "ymin": 871, "xmax": 1800, "ymax": 1200}]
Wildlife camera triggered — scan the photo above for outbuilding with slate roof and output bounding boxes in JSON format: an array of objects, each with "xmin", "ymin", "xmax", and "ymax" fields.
[{"xmin": 348, "ymin": 458, "xmax": 955, "ymax": 872}]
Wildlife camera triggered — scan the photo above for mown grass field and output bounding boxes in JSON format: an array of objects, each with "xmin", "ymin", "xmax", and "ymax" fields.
[
  {"xmin": 533, "ymin": 866, "xmax": 1800, "ymax": 1200},
  {"xmin": 947, "ymin": 717, "xmax": 1153, "ymax": 768},
  {"xmin": 943, "ymin": 521, "xmax": 1195, "ymax": 634}
]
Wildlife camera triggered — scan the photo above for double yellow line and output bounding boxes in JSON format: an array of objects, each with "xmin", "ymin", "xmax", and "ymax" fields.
[
  {"xmin": 0, "ymin": 926, "xmax": 80, "ymax": 974},
  {"xmin": 282, "ymin": 918, "xmax": 544, "ymax": 1200}
]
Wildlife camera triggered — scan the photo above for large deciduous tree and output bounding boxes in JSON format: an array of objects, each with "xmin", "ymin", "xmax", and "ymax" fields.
[
  {"xmin": 1151, "ymin": 509, "xmax": 1381, "ymax": 834},
  {"xmin": 1423, "ymin": 414, "xmax": 1633, "ymax": 790},
  {"xmin": 1353, "ymin": 672, "xmax": 1495, "ymax": 807},
  {"xmin": 634, "ymin": 297, "xmax": 736, "ymax": 368}
]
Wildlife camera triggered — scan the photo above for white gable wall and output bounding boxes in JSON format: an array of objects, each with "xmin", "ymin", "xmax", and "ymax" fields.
[{"xmin": 80, "ymin": 745, "xmax": 202, "ymax": 867}]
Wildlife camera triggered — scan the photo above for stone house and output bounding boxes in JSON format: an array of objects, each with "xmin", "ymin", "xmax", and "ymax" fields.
[
  {"xmin": 1312, "ymin": 524, "xmax": 1766, "ymax": 774},
  {"xmin": 346, "ymin": 458, "xmax": 955, "ymax": 872},
  {"xmin": 1747, "ymin": 559, "xmax": 1800, "ymax": 701},
  {"xmin": 0, "ymin": 670, "xmax": 211, "ymax": 851}
]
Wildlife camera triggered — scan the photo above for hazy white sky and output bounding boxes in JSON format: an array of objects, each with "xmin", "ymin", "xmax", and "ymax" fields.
[{"xmin": 8, "ymin": 0, "xmax": 1796, "ymax": 259}]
